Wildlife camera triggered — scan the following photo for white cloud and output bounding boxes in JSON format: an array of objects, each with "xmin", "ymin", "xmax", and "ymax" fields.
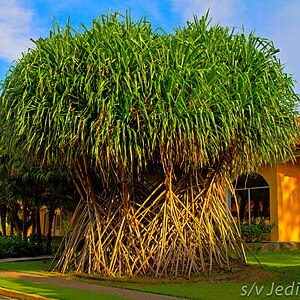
[
  {"xmin": 171, "ymin": 0, "xmax": 245, "ymax": 28},
  {"xmin": 0, "ymin": 0, "xmax": 35, "ymax": 62}
]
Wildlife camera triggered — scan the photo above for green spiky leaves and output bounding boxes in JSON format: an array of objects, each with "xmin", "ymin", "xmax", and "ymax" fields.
[{"xmin": 2, "ymin": 12, "xmax": 299, "ymax": 179}]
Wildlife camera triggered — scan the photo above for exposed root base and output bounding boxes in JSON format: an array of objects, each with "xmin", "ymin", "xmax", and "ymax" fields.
[{"xmin": 52, "ymin": 179, "xmax": 246, "ymax": 278}]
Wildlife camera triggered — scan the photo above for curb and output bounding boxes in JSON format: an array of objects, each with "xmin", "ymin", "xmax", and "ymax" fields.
[{"xmin": 0, "ymin": 287, "xmax": 56, "ymax": 300}]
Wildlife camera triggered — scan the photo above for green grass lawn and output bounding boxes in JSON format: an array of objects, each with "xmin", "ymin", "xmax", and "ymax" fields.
[
  {"xmin": 0, "ymin": 277, "xmax": 126, "ymax": 300},
  {"xmin": 0, "ymin": 259, "xmax": 127, "ymax": 299},
  {"xmin": 106, "ymin": 249, "xmax": 300, "ymax": 299},
  {"xmin": 0, "ymin": 259, "xmax": 53, "ymax": 274},
  {"xmin": 0, "ymin": 248, "xmax": 300, "ymax": 299}
]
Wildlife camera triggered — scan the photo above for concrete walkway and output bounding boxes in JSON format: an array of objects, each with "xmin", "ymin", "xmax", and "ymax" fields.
[
  {"xmin": 0, "ymin": 256, "xmax": 54, "ymax": 263},
  {"xmin": 0, "ymin": 257, "xmax": 184, "ymax": 300}
]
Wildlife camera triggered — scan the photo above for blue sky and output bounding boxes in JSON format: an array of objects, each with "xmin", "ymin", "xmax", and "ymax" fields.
[{"xmin": 1, "ymin": 0, "xmax": 300, "ymax": 93}]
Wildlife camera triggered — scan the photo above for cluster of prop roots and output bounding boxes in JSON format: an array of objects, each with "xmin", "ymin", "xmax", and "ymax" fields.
[{"xmin": 52, "ymin": 174, "xmax": 246, "ymax": 278}]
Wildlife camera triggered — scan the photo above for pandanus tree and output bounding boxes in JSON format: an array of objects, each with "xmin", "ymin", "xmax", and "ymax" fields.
[{"xmin": 0, "ymin": 12, "xmax": 299, "ymax": 277}]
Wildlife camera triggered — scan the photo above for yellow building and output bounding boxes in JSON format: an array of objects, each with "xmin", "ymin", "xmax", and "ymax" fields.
[
  {"xmin": 38, "ymin": 207, "xmax": 67, "ymax": 237},
  {"xmin": 259, "ymin": 154, "xmax": 300, "ymax": 242},
  {"xmin": 229, "ymin": 152, "xmax": 300, "ymax": 242}
]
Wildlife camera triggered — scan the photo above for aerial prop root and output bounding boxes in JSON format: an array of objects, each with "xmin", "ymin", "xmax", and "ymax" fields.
[{"xmin": 52, "ymin": 178, "xmax": 246, "ymax": 277}]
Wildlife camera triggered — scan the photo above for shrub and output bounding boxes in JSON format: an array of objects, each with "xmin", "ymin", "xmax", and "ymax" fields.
[
  {"xmin": 0, "ymin": 234, "xmax": 47, "ymax": 258},
  {"xmin": 240, "ymin": 217, "xmax": 275, "ymax": 242}
]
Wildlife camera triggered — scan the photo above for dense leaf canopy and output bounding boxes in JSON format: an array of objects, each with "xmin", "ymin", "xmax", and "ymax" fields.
[{"xmin": 1, "ymin": 13, "xmax": 299, "ymax": 181}]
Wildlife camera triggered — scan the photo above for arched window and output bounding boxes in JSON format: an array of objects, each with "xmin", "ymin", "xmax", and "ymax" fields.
[{"xmin": 230, "ymin": 174, "xmax": 270, "ymax": 224}]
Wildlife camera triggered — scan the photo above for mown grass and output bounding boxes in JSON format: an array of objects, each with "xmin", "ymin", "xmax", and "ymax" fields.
[
  {"xmin": 0, "ymin": 277, "xmax": 126, "ymax": 300},
  {"xmin": 115, "ymin": 250, "xmax": 300, "ymax": 300},
  {"xmin": 0, "ymin": 259, "xmax": 52, "ymax": 274},
  {"xmin": 0, "ymin": 248, "xmax": 300, "ymax": 299},
  {"xmin": 248, "ymin": 249, "xmax": 300, "ymax": 279}
]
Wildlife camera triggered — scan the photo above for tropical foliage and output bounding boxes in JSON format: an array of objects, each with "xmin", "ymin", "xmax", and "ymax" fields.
[
  {"xmin": 0, "ymin": 234, "xmax": 47, "ymax": 258},
  {"xmin": 241, "ymin": 217, "xmax": 275, "ymax": 243},
  {"xmin": 0, "ymin": 151, "xmax": 74, "ymax": 249},
  {"xmin": 0, "ymin": 12, "xmax": 299, "ymax": 277}
]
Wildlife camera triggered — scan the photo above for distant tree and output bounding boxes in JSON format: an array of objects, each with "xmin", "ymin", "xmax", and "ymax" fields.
[
  {"xmin": 0, "ymin": 154, "xmax": 9, "ymax": 236},
  {"xmin": 1, "ymin": 12, "xmax": 299, "ymax": 277},
  {"xmin": 37, "ymin": 169, "xmax": 75, "ymax": 250},
  {"xmin": 0, "ymin": 151, "xmax": 74, "ymax": 249},
  {"xmin": 0, "ymin": 154, "xmax": 20, "ymax": 236}
]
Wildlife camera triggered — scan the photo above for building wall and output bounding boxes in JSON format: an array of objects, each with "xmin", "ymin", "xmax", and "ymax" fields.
[
  {"xmin": 40, "ymin": 208, "xmax": 67, "ymax": 237},
  {"xmin": 259, "ymin": 157, "xmax": 300, "ymax": 242},
  {"xmin": 277, "ymin": 158, "xmax": 300, "ymax": 241},
  {"xmin": 28, "ymin": 207, "xmax": 66, "ymax": 237},
  {"xmin": 259, "ymin": 164, "xmax": 278, "ymax": 241}
]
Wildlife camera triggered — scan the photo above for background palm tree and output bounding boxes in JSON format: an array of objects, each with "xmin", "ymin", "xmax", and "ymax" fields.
[
  {"xmin": 0, "ymin": 148, "xmax": 74, "ymax": 248},
  {"xmin": 0, "ymin": 12, "xmax": 299, "ymax": 277}
]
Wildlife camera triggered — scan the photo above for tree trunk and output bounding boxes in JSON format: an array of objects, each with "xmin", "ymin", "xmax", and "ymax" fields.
[
  {"xmin": 36, "ymin": 208, "xmax": 42, "ymax": 246},
  {"xmin": 9, "ymin": 210, "xmax": 14, "ymax": 235},
  {"xmin": 22, "ymin": 200, "xmax": 28, "ymax": 238},
  {"xmin": 47, "ymin": 206, "xmax": 55, "ymax": 250},
  {"xmin": 0, "ymin": 203, "xmax": 7, "ymax": 236},
  {"xmin": 12, "ymin": 207, "xmax": 21, "ymax": 233},
  {"xmin": 31, "ymin": 208, "xmax": 36, "ymax": 234}
]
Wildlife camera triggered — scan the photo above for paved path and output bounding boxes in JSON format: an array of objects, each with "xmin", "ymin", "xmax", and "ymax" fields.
[
  {"xmin": 0, "ymin": 256, "xmax": 54, "ymax": 263},
  {"xmin": 0, "ymin": 270, "xmax": 184, "ymax": 300}
]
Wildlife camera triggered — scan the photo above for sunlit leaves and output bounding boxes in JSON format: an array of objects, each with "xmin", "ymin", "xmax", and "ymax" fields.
[{"xmin": 1, "ymin": 12, "xmax": 299, "ymax": 180}]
